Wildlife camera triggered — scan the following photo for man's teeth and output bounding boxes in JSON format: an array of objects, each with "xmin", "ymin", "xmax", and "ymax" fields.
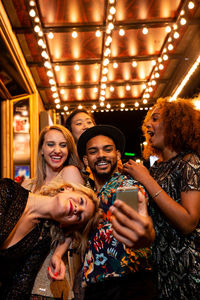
[{"xmin": 97, "ymin": 161, "xmax": 107, "ymax": 166}]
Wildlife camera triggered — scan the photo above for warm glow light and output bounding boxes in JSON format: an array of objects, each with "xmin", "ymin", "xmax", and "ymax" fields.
[
  {"xmin": 132, "ymin": 61, "xmax": 137, "ymax": 67},
  {"xmin": 119, "ymin": 29, "xmax": 125, "ymax": 36},
  {"xmin": 165, "ymin": 26, "xmax": 171, "ymax": 33},
  {"xmin": 135, "ymin": 102, "xmax": 139, "ymax": 107},
  {"xmin": 163, "ymin": 54, "xmax": 168, "ymax": 61},
  {"xmin": 64, "ymin": 106, "xmax": 68, "ymax": 111},
  {"xmin": 53, "ymin": 93, "xmax": 58, "ymax": 98},
  {"xmin": 48, "ymin": 32, "xmax": 54, "ymax": 39},
  {"xmin": 110, "ymin": 7, "xmax": 116, "ymax": 15},
  {"xmin": 110, "ymin": 86, "xmax": 114, "ymax": 92},
  {"xmin": 113, "ymin": 62, "xmax": 118, "ymax": 68},
  {"xmin": 74, "ymin": 64, "xmax": 79, "ymax": 71},
  {"xmin": 121, "ymin": 103, "xmax": 125, "ymax": 108},
  {"xmin": 96, "ymin": 30, "xmax": 101, "ymax": 37},
  {"xmin": 44, "ymin": 61, "xmax": 51, "ymax": 69},
  {"xmin": 173, "ymin": 32, "xmax": 179, "ymax": 39},
  {"xmin": 142, "ymin": 27, "xmax": 148, "ymax": 35},
  {"xmin": 51, "ymin": 86, "xmax": 57, "ymax": 92},
  {"xmin": 126, "ymin": 84, "xmax": 131, "ymax": 91},
  {"xmin": 170, "ymin": 55, "xmax": 200, "ymax": 100},
  {"xmin": 34, "ymin": 25, "xmax": 40, "ymax": 32},
  {"xmin": 60, "ymin": 89, "xmax": 65, "ymax": 94},
  {"xmin": 168, "ymin": 44, "xmax": 174, "ymax": 51},
  {"xmin": 55, "ymin": 65, "xmax": 60, "ymax": 71},
  {"xmin": 29, "ymin": 9, "xmax": 36, "ymax": 17},
  {"xmin": 72, "ymin": 31, "xmax": 78, "ymax": 38},
  {"xmin": 54, "ymin": 99, "xmax": 60, "ymax": 104},
  {"xmin": 180, "ymin": 18, "xmax": 187, "ymax": 25},
  {"xmin": 188, "ymin": 1, "xmax": 195, "ymax": 9},
  {"xmin": 56, "ymin": 104, "xmax": 60, "ymax": 109},
  {"xmin": 47, "ymin": 70, "xmax": 53, "ymax": 77},
  {"xmin": 143, "ymin": 99, "xmax": 148, "ymax": 104},
  {"xmin": 92, "ymin": 104, "xmax": 97, "ymax": 109},
  {"xmin": 100, "ymin": 102, "xmax": 104, "ymax": 107}
]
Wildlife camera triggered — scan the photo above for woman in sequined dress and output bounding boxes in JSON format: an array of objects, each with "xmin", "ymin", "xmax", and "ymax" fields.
[
  {"xmin": 0, "ymin": 178, "xmax": 100, "ymax": 300},
  {"xmin": 122, "ymin": 98, "xmax": 200, "ymax": 299}
]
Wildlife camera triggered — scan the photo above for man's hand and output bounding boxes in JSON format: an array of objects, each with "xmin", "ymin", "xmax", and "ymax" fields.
[{"xmin": 110, "ymin": 191, "xmax": 155, "ymax": 249}]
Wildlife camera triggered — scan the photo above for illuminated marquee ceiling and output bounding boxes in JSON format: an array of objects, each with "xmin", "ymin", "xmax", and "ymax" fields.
[{"xmin": 1, "ymin": 0, "xmax": 200, "ymax": 113}]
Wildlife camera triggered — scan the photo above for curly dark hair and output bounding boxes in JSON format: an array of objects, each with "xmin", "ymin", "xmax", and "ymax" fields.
[{"xmin": 142, "ymin": 97, "xmax": 200, "ymax": 159}]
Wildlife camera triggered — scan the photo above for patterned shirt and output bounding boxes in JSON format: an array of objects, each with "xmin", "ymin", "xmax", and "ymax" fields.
[{"xmin": 82, "ymin": 172, "xmax": 153, "ymax": 287}]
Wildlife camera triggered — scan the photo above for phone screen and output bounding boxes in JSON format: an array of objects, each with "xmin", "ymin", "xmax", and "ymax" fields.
[{"xmin": 116, "ymin": 187, "xmax": 138, "ymax": 211}]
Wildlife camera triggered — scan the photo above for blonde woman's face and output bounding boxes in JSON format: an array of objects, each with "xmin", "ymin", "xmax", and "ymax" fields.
[
  {"xmin": 71, "ymin": 112, "xmax": 95, "ymax": 142},
  {"xmin": 42, "ymin": 129, "xmax": 69, "ymax": 171},
  {"xmin": 55, "ymin": 189, "xmax": 95, "ymax": 227}
]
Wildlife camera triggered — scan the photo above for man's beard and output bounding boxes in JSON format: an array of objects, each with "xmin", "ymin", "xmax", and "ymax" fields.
[{"xmin": 90, "ymin": 159, "xmax": 117, "ymax": 182}]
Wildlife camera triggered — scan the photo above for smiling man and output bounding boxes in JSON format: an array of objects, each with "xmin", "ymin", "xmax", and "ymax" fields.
[{"xmin": 77, "ymin": 125, "xmax": 156, "ymax": 300}]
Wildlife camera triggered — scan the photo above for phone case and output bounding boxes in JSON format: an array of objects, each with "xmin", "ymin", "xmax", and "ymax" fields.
[{"xmin": 116, "ymin": 187, "xmax": 138, "ymax": 211}]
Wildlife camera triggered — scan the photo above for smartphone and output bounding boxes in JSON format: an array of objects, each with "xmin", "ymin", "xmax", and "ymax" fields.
[{"xmin": 116, "ymin": 187, "xmax": 138, "ymax": 211}]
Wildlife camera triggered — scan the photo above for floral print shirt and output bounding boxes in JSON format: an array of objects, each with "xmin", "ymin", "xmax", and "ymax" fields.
[{"xmin": 82, "ymin": 172, "xmax": 153, "ymax": 287}]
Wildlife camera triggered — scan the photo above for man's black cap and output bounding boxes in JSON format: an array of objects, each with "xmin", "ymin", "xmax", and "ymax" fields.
[{"xmin": 77, "ymin": 125, "xmax": 125, "ymax": 161}]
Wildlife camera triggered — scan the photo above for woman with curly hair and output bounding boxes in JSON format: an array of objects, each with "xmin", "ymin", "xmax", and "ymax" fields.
[
  {"xmin": 122, "ymin": 98, "xmax": 200, "ymax": 299},
  {"xmin": 0, "ymin": 178, "xmax": 100, "ymax": 300}
]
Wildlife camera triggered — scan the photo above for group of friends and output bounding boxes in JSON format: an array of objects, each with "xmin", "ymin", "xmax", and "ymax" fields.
[{"xmin": 0, "ymin": 97, "xmax": 199, "ymax": 300}]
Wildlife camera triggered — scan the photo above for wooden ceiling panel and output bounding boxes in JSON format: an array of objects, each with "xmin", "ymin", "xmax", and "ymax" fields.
[{"xmin": 1, "ymin": 0, "xmax": 199, "ymax": 112}]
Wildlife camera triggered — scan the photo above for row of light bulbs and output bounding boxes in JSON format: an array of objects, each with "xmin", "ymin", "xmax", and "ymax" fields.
[{"xmin": 28, "ymin": 0, "xmax": 197, "ymax": 113}]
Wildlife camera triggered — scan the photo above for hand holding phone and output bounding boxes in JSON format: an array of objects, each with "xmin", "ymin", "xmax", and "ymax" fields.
[{"xmin": 116, "ymin": 186, "xmax": 138, "ymax": 211}]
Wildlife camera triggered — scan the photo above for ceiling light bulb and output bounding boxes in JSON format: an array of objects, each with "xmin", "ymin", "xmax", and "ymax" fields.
[
  {"xmin": 38, "ymin": 39, "xmax": 44, "ymax": 47},
  {"xmin": 173, "ymin": 24, "xmax": 178, "ymax": 30},
  {"xmin": 121, "ymin": 103, "xmax": 125, "ymax": 108},
  {"xmin": 102, "ymin": 76, "xmax": 107, "ymax": 82},
  {"xmin": 109, "ymin": 0, "xmax": 115, "ymax": 4},
  {"xmin": 56, "ymin": 104, "xmax": 60, "ymax": 109},
  {"xmin": 110, "ymin": 86, "xmax": 114, "ymax": 92},
  {"xmin": 102, "ymin": 68, "xmax": 108, "ymax": 75},
  {"xmin": 53, "ymin": 93, "xmax": 58, "ymax": 98},
  {"xmin": 143, "ymin": 99, "xmax": 148, "ymax": 104},
  {"xmin": 34, "ymin": 25, "xmax": 40, "ymax": 32},
  {"xmin": 155, "ymin": 72, "xmax": 160, "ymax": 78},
  {"xmin": 165, "ymin": 26, "xmax": 171, "ymax": 33},
  {"xmin": 47, "ymin": 70, "xmax": 53, "ymax": 77},
  {"xmin": 110, "ymin": 7, "xmax": 116, "ymax": 15},
  {"xmin": 108, "ymin": 14, "xmax": 113, "ymax": 21},
  {"xmin": 168, "ymin": 44, "xmax": 174, "ymax": 51},
  {"xmin": 135, "ymin": 102, "xmax": 139, "ymax": 107},
  {"xmin": 29, "ymin": 1, "xmax": 35, "ymax": 6},
  {"xmin": 100, "ymin": 96, "xmax": 105, "ymax": 101},
  {"xmin": 44, "ymin": 61, "xmax": 51, "ymax": 69},
  {"xmin": 48, "ymin": 32, "xmax": 54, "ymax": 39},
  {"xmin": 94, "ymin": 87, "xmax": 98, "ymax": 93},
  {"xmin": 74, "ymin": 64, "xmax": 79, "ymax": 71},
  {"xmin": 60, "ymin": 89, "xmax": 65, "ymax": 94},
  {"xmin": 78, "ymin": 105, "xmax": 83, "ymax": 109},
  {"xmin": 72, "ymin": 31, "xmax": 78, "ymax": 38},
  {"xmin": 108, "ymin": 23, "xmax": 114, "ymax": 31},
  {"xmin": 92, "ymin": 105, "xmax": 97, "ymax": 109},
  {"xmin": 158, "ymin": 57, "xmax": 162, "ymax": 63},
  {"xmin": 132, "ymin": 61, "xmax": 137, "ymax": 67},
  {"xmin": 38, "ymin": 31, "xmax": 43, "ymax": 37},
  {"xmin": 152, "ymin": 80, "xmax": 156, "ymax": 86},
  {"xmin": 188, "ymin": 1, "xmax": 195, "ymax": 9},
  {"xmin": 100, "ymin": 102, "xmax": 104, "ymax": 107},
  {"xmin": 29, "ymin": 9, "xmax": 36, "ymax": 17},
  {"xmin": 174, "ymin": 32, "xmax": 179, "ymax": 39},
  {"xmin": 113, "ymin": 62, "xmax": 118, "ymax": 68},
  {"xmin": 101, "ymin": 83, "xmax": 107, "ymax": 89},
  {"xmin": 104, "ymin": 48, "xmax": 111, "ymax": 56},
  {"xmin": 107, "ymin": 104, "xmax": 111, "ymax": 108},
  {"xmin": 152, "ymin": 60, "xmax": 156, "ymax": 66},
  {"xmin": 49, "ymin": 79, "xmax": 55, "ymax": 85},
  {"xmin": 126, "ymin": 85, "xmax": 131, "ymax": 91},
  {"xmin": 180, "ymin": 18, "xmax": 187, "ymax": 25},
  {"xmin": 34, "ymin": 17, "xmax": 39, "ymax": 23},
  {"xmin": 103, "ymin": 58, "xmax": 109, "ymax": 66},
  {"xmin": 96, "ymin": 30, "xmax": 101, "ymax": 37},
  {"xmin": 159, "ymin": 64, "xmax": 164, "ymax": 70},
  {"xmin": 51, "ymin": 86, "xmax": 57, "ymax": 92},
  {"xmin": 54, "ymin": 65, "xmax": 60, "ymax": 71},
  {"xmin": 142, "ymin": 27, "xmax": 148, "ymax": 35},
  {"xmin": 163, "ymin": 54, "xmax": 168, "ymax": 61},
  {"xmin": 101, "ymin": 90, "xmax": 106, "ymax": 95},
  {"xmin": 77, "ymin": 88, "xmax": 82, "ymax": 94},
  {"xmin": 119, "ymin": 29, "xmax": 125, "ymax": 36},
  {"xmin": 64, "ymin": 106, "xmax": 68, "ymax": 111},
  {"xmin": 54, "ymin": 99, "xmax": 60, "ymax": 103},
  {"xmin": 41, "ymin": 51, "xmax": 48, "ymax": 59}
]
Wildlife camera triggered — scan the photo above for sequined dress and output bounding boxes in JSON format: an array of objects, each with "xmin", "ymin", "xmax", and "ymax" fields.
[
  {"xmin": 149, "ymin": 152, "xmax": 200, "ymax": 299},
  {"xmin": 0, "ymin": 179, "xmax": 52, "ymax": 300}
]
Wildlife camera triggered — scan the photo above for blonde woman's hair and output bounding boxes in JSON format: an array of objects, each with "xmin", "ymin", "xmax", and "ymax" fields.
[
  {"xmin": 40, "ymin": 178, "xmax": 101, "ymax": 257},
  {"xmin": 33, "ymin": 124, "xmax": 82, "ymax": 192}
]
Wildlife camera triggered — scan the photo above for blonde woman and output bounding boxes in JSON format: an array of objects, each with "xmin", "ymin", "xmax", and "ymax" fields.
[
  {"xmin": 0, "ymin": 178, "xmax": 100, "ymax": 299},
  {"xmin": 22, "ymin": 124, "xmax": 84, "ymax": 192}
]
